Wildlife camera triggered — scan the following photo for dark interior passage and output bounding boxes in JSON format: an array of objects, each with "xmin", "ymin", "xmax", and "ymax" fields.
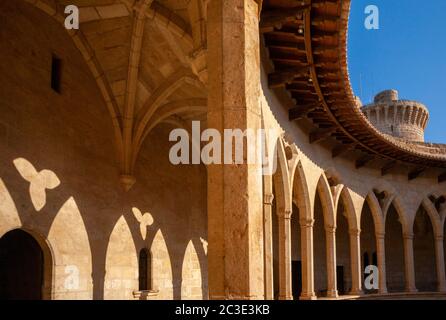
[
  {"xmin": 0, "ymin": 229, "xmax": 45, "ymax": 300},
  {"xmin": 385, "ymin": 204, "xmax": 405, "ymax": 292},
  {"xmin": 360, "ymin": 200, "xmax": 377, "ymax": 294}
]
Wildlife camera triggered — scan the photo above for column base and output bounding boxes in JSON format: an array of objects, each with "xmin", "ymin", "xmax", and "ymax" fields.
[
  {"xmin": 348, "ymin": 290, "xmax": 363, "ymax": 296},
  {"xmin": 437, "ymin": 286, "xmax": 446, "ymax": 293},
  {"xmin": 326, "ymin": 290, "xmax": 338, "ymax": 298},
  {"xmin": 405, "ymin": 287, "xmax": 418, "ymax": 293},
  {"xmin": 378, "ymin": 288, "xmax": 388, "ymax": 294},
  {"xmin": 299, "ymin": 293, "xmax": 317, "ymax": 300},
  {"xmin": 278, "ymin": 295, "xmax": 293, "ymax": 300}
]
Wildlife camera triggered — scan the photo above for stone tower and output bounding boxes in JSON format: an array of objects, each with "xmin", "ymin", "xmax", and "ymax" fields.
[{"xmin": 362, "ymin": 89, "xmax": 429, "ymax": 142}]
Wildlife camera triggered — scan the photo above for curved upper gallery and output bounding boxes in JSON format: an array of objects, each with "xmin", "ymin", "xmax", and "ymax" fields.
[{"xmin": 260, "ymin": 0, "xmax": 446, "ymax": 183}]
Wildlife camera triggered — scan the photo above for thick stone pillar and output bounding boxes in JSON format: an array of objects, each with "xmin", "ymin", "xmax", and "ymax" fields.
[
  {"xmin": 325, "ymin": 226, "xmax": 338, "ymax": 298},
  {"xmin": 349, "ymin": 229, "xmax": 363, "ymax": 295},
  {"xmin": 207, "ymin": 0, "xmax": 264, "ymax": 299},
  {"xmin": 263, "ymin": 193, "xmax": 274, "ymax": 300},
  {"xmin": 277, "ymin": 210, "xmax": 293, "ymax": 300},
  {"xmin": 299, "ymin": 218, "xmax": 316, "ymax": 300},
  {"xmin": 376, "ymin": 232, "xmax": 388, "ymax": 294},
  {"xmin": 434, "ymin": 235, "xmax": 446, "ymax": 292},
  {"xmin": 403, "ymin": 233, "xmax": 417, "ymax": 293}
]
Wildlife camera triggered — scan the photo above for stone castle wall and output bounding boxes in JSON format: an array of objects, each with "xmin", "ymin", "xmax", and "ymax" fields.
[{"xmin": 0, "ymin": 1, "xmax": 208, "ymax": 300}]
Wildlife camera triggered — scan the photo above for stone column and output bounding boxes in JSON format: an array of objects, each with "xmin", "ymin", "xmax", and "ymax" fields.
[
  {"xmin": 207, "ymin": 0, "xmax": 264, "ymax": 299},
  {"xmin": 376, "ymin": 232, "xmax": 388, "ymax": 294},
  {"xmin": 434, "ymin": 235, "xmax": 446, "ymax": 292},
  {"xmin": 325, "ymin": 226, "xmax": 338, "ymax": 298},
  {"xmin": 277, "ymin": 210, "xmax": 293, "ymax": 300},
  {"xmin": 349, "ymin": 229, "xmax": 363, "ymax": 295},
  {"xmin": 403, "ymin": 233, "xmax": 417, "ymax": 293},
  {"xmin": 299, "ymin": 218, "xmax": 316, "ymax": 300},
  {"xmin": 263, "ymin": 193, "xmax": 274, "ymax": 300}
]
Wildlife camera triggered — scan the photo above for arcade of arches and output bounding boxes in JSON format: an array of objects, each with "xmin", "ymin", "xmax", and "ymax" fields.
[{"xmin": 1, "ymin": 0, "xmax": 446, "ymax": 300}]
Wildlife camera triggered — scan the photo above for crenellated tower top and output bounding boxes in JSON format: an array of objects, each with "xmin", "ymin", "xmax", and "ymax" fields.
[{"xmin": 361, "ymin": 90, "xmax": 429, "ymax": 142}]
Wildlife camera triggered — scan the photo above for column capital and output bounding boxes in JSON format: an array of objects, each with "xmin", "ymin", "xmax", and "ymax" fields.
[
  {"xmin": 277, "ymin": 210, "xmax": 292, "ymax": 220},
  {"xmin": 403, "ymin": 233, "xmax": 415, "ymax": 240},
  {"xmin": 376, "ymin": 232, "xmax": 385, "ymax": 239},
  {"xmin": 299, "ymin": 218, "xmax": 314, "ymax": 228},
  {"xmin": 325, "ymin": 225, "xmax": 336, "ymax": 234},
  {"xmin": 263, "ymin": 193, "xmax": 274, "ymax": 205},
  {"xmin": 349, "ymin": 228, "xmax": 361, "ymax": 236}
]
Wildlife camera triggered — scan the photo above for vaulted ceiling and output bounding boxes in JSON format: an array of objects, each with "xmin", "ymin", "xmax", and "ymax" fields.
[{"xmin": 24, "ymin": 0, "xmax": 208, "ymax": 189}]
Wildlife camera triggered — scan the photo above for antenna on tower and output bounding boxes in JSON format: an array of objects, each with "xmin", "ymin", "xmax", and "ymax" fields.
[{"xmin": 359, "ymin": 73, "xmax": 363, "ymax": 101}]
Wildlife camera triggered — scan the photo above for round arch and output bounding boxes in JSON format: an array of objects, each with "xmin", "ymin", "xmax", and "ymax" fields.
[{"xmin": 0, "ymin": 228, "xmax": 54, "ymax": 300}]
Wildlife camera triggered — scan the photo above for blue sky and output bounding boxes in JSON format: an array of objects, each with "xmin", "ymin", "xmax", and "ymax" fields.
[{"xmin": 348, "ymin": 0, "xmax": 446, "ymax": 143}]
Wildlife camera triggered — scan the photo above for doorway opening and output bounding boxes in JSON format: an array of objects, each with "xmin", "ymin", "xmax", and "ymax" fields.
[{"xmin": 0, "ymin": 229, "xmax": 52, "ymax": 299}]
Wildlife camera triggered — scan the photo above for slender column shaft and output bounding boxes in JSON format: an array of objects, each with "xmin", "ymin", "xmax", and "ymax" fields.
[
  {"xmin": 403, "ymin": 233, "xmax": 417, "ymax": 293},
  {"xmin": 299, "ymin": 218, "xmax": 316, "ymax": 300},
  {"xmin": 263, "ymin": 193, "xmax": 274, "ymax": 300},
  {"xmin": 325, "ymin": 226, "xmax": 338, "ymax": 298},
  {"xmin": 434, "ymin": 236, "xmax": 446, "ymax": 292},
  {"xmin": 277, "ymin": 210, "xmax": 293, "ymax": 300},
  {"xmin": 349, "ymin": 229, "xmax": 363, "ymax": 295},
  {"xmin": 376, "ymin": 233, "xmax": 388, "ymax": 294}
]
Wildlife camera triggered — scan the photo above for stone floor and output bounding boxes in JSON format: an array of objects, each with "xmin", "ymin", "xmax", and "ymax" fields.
[
  {"xmin": 316, "ymin": 292, "xmax": 446, "ymax": 300},
  {"xmin": 355, "ymin": 292, "xmax": 446, "ymax": 300}
]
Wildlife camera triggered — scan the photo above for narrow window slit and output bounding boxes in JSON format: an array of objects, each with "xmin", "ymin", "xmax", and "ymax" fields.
[
  {"xmin": 139, "ymin": 248, "xmax": 152, "ymax": 291},
  {"xmin": 51, "ymin": 55, "xmax": 62, "ymax": 93}
]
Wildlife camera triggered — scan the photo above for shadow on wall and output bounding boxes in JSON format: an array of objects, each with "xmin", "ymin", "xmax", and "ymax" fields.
[{"xmin": 0, "ymin": 156, "xmax": 208, "ymax": 300}]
